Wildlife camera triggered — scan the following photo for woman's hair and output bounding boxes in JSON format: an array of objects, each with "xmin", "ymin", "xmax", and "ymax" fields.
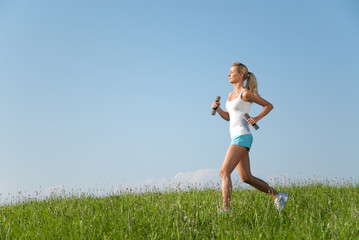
[{"xmin": 232, "ymin": 62, "xmax": 258, "ymax": 95}]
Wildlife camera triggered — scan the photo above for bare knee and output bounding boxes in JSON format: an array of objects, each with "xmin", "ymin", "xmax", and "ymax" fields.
[
  {"xmin": 220, "ymin": 168, "xmax": 230, "ymax": 179},
  {"xmin": 241, "ymin": 174, "xmax": 253, "ymax": 184}
]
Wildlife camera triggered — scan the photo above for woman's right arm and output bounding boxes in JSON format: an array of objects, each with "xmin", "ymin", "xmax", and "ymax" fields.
[{"xmin": 211, "ymin": 101, "xmax": 230, "ymax": 121}]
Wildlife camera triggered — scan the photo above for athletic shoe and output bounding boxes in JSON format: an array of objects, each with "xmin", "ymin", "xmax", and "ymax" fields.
[
  {"xmin": 274, "ymin": 192, "xmax": 289, "ymax": 210},
  {"xmin": 218, "ymin": 208, "xmax": 232, "ymax": 214}
]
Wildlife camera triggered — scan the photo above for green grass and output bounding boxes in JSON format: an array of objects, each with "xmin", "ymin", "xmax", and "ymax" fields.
[{"xmin": 1, "ymin": 182, "xmax": 359, "ymax": 239}]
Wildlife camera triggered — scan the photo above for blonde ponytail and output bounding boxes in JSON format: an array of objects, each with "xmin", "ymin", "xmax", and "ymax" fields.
[
  {"xmin": 232, "ymin": 62, "xmax": 259, "ymax": 95},
  {"xmin": 245, "ymin": 72, "xmax": 258, "ymax": 95}
]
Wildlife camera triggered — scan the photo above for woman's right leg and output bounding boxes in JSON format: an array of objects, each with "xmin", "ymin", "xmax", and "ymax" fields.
[{"xmin": 220, "ymin": 145, "xmax": 247, "ymax": 209}]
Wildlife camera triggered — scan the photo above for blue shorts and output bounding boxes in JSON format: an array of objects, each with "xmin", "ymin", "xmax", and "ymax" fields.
[{"xmin": 230, "ymin": 134, "xmax": 253, "ymax": 151}]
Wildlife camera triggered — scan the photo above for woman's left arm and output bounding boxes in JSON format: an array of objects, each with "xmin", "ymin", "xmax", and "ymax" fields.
[{"xmin": 242, "ymin": 90, "xmax": 274, "ymax": 125}]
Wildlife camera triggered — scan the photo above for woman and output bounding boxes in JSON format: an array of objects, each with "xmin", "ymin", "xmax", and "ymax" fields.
[{"xmin": 212, "ymin": 62, "xmax": 289, "ymax": 211}]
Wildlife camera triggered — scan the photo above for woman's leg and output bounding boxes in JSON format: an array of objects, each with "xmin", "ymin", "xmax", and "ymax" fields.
[
  {"xmin": 236, "ymin": 148, "xmax": 278, "ymax": 198},
  {"xmin": 219, "ymin": 145, "xmax": 247, "ymax": 209}
]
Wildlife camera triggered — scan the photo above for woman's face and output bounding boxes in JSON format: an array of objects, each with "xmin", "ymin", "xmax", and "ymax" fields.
[{"xmin": 228, "ymin": 66, "xmax": 243, "ymax": 84}]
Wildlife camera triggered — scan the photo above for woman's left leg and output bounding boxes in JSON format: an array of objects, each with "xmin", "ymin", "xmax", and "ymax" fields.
[{"xmin": 236, "ymin": 150, "xmax": 278, "ymax": 198}]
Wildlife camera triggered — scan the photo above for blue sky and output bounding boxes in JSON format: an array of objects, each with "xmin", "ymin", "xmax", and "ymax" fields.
[{"xmin": 0, "ymin": 0, "xmax": 358, "ymax": 199}]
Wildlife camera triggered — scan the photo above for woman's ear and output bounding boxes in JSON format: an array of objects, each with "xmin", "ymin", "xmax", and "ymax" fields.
[{"xmin": 239, "ymin": 72, "xmax": 245, "ymax": 80}]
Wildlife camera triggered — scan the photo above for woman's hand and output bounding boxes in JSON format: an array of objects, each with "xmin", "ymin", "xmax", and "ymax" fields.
[
  {"xmin": 246, "ymin": 116, "xmax": 259, "ymax": 126},
  {"xmin": 211, "ymin": 100, "xmax": 221, "ymax": 110},
  {"xmin": 211, "ymin": 100, "xmax": 230, "ymax": 121}
]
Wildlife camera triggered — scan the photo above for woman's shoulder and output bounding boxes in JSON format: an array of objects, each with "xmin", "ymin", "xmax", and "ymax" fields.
[
  {"xmin": 242, "ymin": 88, "xmax": 249, "ymax": 92},
  {"xmin": 241, "ymin": 89, "xmax": 254, "ymax": 102}
]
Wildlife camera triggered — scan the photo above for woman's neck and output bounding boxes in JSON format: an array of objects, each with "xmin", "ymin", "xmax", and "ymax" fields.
[{"xmin": 233, "ymin": 82, "xmax": 244, "ymax": 93}]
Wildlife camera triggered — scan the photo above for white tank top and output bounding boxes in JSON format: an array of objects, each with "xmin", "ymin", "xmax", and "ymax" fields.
[{"xmin": 226, "ymin": 90, "xmax": 252, "ymax": 138}]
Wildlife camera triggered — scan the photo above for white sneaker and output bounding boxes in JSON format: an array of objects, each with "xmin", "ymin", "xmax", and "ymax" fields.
[
  {"xmin": 218, "ymin": 208, "xmax": 232, "ymax": 214},
  {"xmin": 274, "ymin": 192, "xmax": 289, "ymax": 210}
]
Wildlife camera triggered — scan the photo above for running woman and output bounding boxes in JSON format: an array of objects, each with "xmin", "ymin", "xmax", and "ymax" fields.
[{"xmin": 212, "ymin": 62, "xmax": 289, "ymax": 211}]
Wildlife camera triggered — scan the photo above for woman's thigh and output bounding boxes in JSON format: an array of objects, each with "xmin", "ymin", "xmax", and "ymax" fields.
[
  {"xmin": 236, "ymin": 151, "xmax": 252, "ymax": 180},
  {"xmin": 221, "ymin": 145, "xmax": 248, "ymax": 175}
]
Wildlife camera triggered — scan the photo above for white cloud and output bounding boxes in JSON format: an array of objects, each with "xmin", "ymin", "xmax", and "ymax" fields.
[
  {"xmin": 113, "ymin": 168, "xmax": 222, "ymax": 194},
  {"xmin": 173, "ymin": 168, "xmax": 220, "ymax": 185},
  {"xmin": 135, "ymin": 168, "xmax": 222, "ymax": 191}
]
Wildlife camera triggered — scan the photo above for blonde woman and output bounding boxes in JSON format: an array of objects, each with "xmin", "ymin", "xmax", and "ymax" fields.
[{"xmin": 212, "ymin": 62, "xmax": 289, "ymax": 211}]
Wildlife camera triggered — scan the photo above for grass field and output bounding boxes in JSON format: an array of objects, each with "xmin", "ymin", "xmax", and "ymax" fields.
[{"xmin": 1, "ymin": 181, "xmax": 358, "ymax": 239}]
